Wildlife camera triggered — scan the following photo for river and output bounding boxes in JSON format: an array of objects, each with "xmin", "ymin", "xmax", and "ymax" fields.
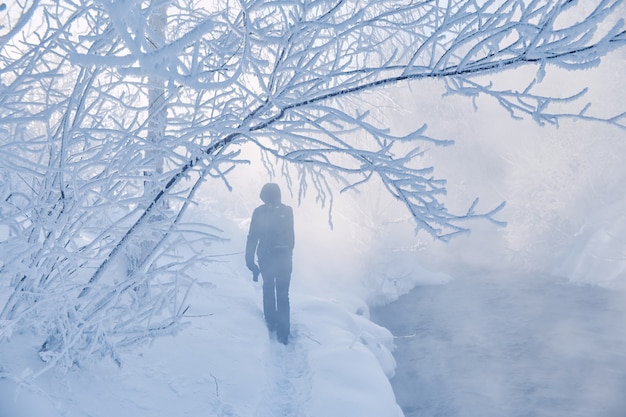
[{"xmin": 371, "ymin": 270, "xmax": 626, "ymax": 417}]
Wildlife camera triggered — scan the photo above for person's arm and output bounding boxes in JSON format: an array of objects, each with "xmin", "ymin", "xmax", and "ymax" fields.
[
  {"xmin": 245, "ymin": 208, "xmax": 260, "ymax": 270},
  {"xmin": 287, "ymin": 206, "xmax": 295, "ymax": 250}
]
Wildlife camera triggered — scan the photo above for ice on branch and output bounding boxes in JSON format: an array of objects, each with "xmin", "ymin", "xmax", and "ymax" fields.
[{"xmin": 0, "ymin": 0, "xmax": 624, "ymax": 372}]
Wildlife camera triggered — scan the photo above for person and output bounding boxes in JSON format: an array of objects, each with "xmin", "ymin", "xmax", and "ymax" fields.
[{"xmin": 245, "ymin": 183, "xmax": 295, "ymax": 344}]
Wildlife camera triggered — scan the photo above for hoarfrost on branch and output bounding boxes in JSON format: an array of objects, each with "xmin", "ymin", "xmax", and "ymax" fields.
[{"xmin": 0, "ymin": 0, "xmax": 624, "ymax": 372}]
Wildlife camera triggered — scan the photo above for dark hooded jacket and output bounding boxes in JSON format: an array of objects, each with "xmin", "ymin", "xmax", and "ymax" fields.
[{"xmin": 246, "ymin": 183, "xmax": 294, "ymax": 266}]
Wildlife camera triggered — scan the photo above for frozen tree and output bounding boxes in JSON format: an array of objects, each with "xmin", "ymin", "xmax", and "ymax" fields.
[{"xmin": 0, "ymin": 0, "xmax": 624, "ymax": 372}]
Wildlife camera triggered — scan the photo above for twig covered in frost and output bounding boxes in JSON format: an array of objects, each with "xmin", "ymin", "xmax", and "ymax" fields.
[{"xmin": 0, "ymin": 0, "xmax": 624, "ymax": 373}]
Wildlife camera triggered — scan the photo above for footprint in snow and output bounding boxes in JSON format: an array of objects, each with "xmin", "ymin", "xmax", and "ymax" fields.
[{"xmin": 254, "ymin": 327, "xmax": 312, "ymax": 417}]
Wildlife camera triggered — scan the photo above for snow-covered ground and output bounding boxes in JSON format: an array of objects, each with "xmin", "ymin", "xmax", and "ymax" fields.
[{"xmin": 0, "ymin": 255, "xmax": 403, "ymax": 417}]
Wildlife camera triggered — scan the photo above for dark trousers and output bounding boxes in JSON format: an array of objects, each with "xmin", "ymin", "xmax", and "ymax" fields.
[{"xmin": 259, "ymin": 250, "xmax": 292, "ymax": 343}]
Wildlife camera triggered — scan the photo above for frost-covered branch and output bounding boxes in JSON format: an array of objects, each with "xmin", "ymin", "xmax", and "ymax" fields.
[{"xmin": 1, "ymin": 0, "xmax": 624, "ymax": 372}]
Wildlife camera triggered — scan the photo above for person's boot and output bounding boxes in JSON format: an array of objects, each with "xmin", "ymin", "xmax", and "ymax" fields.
[{"xmin": 277, "ymin": 329, "xmax": 289, "ymax": 345}]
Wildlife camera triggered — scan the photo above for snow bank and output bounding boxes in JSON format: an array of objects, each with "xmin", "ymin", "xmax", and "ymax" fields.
[
  {"xmin": 1, "ymin": 248, "xmax": 403, "ymax": 417},
  {"xmin": 363, "ymin": 248, "xmax": 452, "ymax": 306},
  {"xmin": 296, "ymin": 295, "xmax": 402, "ymax": 417},
  {"xmin": 552, "ymin": 195, "xmax": 626, "ymax": 289},
  {"xmin": 0, "ymin": 267, "xmax": 268, "ymax": 417}
]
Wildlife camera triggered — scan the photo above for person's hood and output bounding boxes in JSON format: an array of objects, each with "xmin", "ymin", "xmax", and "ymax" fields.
[{"xmin": 260, "ymin": 183, "xmax": 281, "ymax": 205}]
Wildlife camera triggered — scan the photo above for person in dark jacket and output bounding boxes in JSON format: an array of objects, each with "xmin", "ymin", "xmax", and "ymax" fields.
[{"xmin": 245, "ymin": 183, "xmax": 295, "ymax": 344}]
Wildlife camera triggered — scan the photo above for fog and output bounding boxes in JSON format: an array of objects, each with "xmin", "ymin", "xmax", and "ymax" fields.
[
  {"xmin": 367, "ymin": 50, "xmax": 626, "ymax": 416},
  {"xmin": 196, "ymin": 46, "xmax": 626, "ymax": 416},
  {"xmin": 212, "ymin": 46, "xmax": 626, "ymax": 282}
]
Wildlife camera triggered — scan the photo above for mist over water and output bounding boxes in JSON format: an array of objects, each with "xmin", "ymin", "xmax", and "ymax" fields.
[
  {"xmin": 365, "ymin": 48, "xmax": 626, "ymax": 417},
  {"xmin": 372, "ymin": 270, "xmax": 626, "ymax": 417}
]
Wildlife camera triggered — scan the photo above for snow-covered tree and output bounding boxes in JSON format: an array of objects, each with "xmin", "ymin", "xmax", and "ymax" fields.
[{"xmin": 1, "ymin": 0, "xmax": 624, "ymax": 371}]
